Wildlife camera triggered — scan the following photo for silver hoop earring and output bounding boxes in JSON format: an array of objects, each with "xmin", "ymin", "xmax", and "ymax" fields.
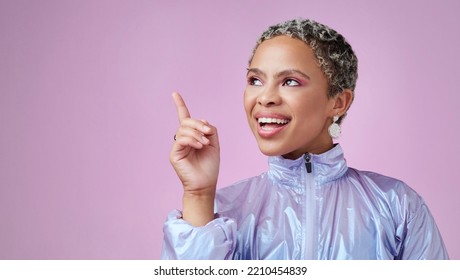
[{"xmin": 328, "ymin": 115, "xmax": 341, "ymax": 138}]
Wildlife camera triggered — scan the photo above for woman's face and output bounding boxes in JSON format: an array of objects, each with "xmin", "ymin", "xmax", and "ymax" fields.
[{"xmin": 244, "ymin": 35, "xmax": 337, "ymax": 159}]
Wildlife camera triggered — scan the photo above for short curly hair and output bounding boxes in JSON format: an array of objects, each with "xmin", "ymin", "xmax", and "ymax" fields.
[{"xmin": 249, "ymin": 19, "xmax": 358, "ymax": 123}]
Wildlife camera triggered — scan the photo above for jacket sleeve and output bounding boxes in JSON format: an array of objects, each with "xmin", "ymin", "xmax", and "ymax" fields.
[
  {"xmin": 160, "ymin": 209, "xmax": 237, "ymax": 260},
  {"xmin": 398, "ymin": 203, "xmax": 449, "ymax": 259}
]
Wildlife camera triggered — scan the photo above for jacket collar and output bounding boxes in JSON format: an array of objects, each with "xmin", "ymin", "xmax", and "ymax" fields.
[{"xmin": 267, "ymin": 144, "xmax": 348, "ymax": 186}]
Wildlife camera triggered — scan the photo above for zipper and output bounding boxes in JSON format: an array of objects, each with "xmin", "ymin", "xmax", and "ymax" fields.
[
  {"xmin": 304, "ymin": 153, "xmax": 312, "ymax": 173},
  {"xmin": 303, "ymin": 153, "xmax": 316, "ymax": 259}
]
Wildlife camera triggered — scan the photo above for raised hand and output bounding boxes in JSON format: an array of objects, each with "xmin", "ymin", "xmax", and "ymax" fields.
[{"xmin": 169, "ymin": 92, "xmax": 220, "ymax": 226}]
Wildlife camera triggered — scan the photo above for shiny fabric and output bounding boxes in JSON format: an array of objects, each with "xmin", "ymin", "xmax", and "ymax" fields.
[{"xmin": 161, "ymin": 144, "xmax": 449, "ymax": 260}]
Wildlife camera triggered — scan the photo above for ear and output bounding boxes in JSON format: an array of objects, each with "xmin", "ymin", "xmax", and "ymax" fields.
[{"xmin": 331, "ymin": 89, "xmax": 353, "ymax": 116}]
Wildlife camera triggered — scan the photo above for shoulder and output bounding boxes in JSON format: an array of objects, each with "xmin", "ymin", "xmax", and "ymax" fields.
[
  {"xmin": 214, "ymin": 172, "xmax": 272, "ymax": 213},
  {"xmin": 347, "ymin": 167, "xmax": 425, "ymax": 217},
  {"xmin": 348, "ymin": 168, "xmax": 414, "ymax": 192},
  {"xmin": 216, "ymin": 172, "xmax": 270, "ymax": 200}
]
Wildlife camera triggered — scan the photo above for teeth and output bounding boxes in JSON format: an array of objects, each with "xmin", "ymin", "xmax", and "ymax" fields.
[{"xmin": 258, "ymin": 117, "xmax": 289, "ymax": 124}]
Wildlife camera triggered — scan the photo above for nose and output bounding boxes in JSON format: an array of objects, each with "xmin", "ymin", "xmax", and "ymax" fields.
[{"xmin": 257, "ymin": 86, "xmax": 281, "ymax": 107}]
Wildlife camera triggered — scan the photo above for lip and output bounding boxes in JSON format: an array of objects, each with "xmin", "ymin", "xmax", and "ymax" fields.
[
  {"xmin": 254, "ymin": 112, "xmax": 291, "ymax": 120},
  {"xmin": 254, "ymin": 112, "xmax": 291, "ymax": 138}
]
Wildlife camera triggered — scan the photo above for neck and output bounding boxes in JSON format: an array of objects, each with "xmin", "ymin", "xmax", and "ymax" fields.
[{"xmin": 282, "ymin": 141, "xmax": 335, "ymax": 160}]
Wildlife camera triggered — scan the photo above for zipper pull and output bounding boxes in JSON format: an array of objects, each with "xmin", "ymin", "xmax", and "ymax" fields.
[{"xmin": 304, "ymin": 153, "xmax": 312, "ymax": 173}]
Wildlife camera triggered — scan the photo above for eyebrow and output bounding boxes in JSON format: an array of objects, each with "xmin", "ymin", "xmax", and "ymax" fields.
[{"xmin": 246, "ymin": 68, "xmax": 311, "ymax": 80}]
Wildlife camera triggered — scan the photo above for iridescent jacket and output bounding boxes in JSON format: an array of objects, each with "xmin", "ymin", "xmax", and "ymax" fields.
[{"xmin": 161, "ymin": 145, "xmax": 448, "ymax": 259}]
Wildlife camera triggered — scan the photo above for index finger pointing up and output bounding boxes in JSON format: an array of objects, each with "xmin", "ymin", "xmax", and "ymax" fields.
[{"xmin": 172, "ymin": 92, "xmax": 191, "ymax": 121}]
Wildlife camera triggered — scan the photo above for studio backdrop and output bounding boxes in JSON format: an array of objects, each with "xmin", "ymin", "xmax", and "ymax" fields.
[{"xmin": 1, "ymin": 0, "xmax": 459, "ymax": 259}]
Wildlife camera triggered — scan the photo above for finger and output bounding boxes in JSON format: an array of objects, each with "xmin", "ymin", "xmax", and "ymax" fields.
[
  {"xmin": 199, "ymin": 120, "xmax": 217, "ymax": 142},
  {"xmin": 176, "ymin": 126, "xmax": 210, "ymax": 145},
  {"xmin": 206, "ymin": 126, "xmax": 219, "ymax": 149},
  {"xmin": 174, "ymin": 134, "xmax": 204, "ymax": 150},
  {"xmin": 172, "ymin": 92, "xmax": 191, "ymax": 121},
  {"xmin": 180, "ymin": 118, "xmax": 213, "ymax": 135},
  {"xmin": 182, "ymin": 120, "xmax": 219, "ymax": 150}
]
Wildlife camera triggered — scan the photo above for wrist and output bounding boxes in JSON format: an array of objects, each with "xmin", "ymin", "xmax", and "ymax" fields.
[
  {"xmin": 183, "ymin": 187, "xmax": 215, "ymax": 198},
  {"xmin": 182, "ymin": 190, "xmax": 215, "ymax": 227}
]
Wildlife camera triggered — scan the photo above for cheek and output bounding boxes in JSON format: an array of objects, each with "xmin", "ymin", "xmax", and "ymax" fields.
[
  {"xmin": 243, "ymin": 90, "xmax": 255, "ymax": 116},
  {"xmin": 288, "ymin": 93, "xmax": 328, "ymax": 122}
]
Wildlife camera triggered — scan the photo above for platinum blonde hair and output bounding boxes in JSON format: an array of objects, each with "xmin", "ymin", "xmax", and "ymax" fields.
[{"xmin": 249, "ymin": 19, "xmax": 358, "ymax": 123}]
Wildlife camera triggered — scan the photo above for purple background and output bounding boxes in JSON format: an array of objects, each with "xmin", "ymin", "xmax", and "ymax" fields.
[{"xmin": 1, "ymin": 0, "xmax": 459, "ymax": 259}]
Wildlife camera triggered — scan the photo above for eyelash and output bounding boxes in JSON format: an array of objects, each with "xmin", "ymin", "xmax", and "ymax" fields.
[
  {"xmin": 282, "ymin": 79, "xmax": 301, "ymax": 87},
  {"xmin": 247, "ymin": 77, "xmax": 302, "ymax": 87},
  {"xmin": 247, "ymin": 76, "xmax": 263, "ymax": 86}
]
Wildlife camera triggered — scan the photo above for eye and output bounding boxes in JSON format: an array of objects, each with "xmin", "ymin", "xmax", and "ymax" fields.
[
  {"xmin": 282, "ymin": 79, "xmax": 300, "ymax": 87},
  {"xmin": 247, "ymin": 76, "xmax": 263, "ymax": 86}
]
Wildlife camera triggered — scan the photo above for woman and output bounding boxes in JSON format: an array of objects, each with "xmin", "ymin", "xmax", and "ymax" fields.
[{"xmin": 161, "ymin": 19, "xmax": 448, "ymax": 259}]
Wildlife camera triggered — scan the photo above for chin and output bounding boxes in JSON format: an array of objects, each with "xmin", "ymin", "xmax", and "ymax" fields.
[
  {"xmin": 257, "ymin": 144, "xmax": 287, "ymax": 157},
  {"xmin": 259, "ymin": 150, "xmax": 280, "ymax": 157}
]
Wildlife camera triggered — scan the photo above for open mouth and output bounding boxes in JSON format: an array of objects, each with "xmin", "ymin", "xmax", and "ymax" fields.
[{"xmin": 257, "ymin": 117, "xmax": 290, "ymax": 131}]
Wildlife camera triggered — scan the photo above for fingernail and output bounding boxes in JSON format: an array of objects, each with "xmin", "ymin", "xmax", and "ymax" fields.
[
  {"xmin": 201, "ymin": 136, "xmax": 209, "ymax": 143},
  {"xmin": 202, "ymin": 125, "xmax": 210, "ymax": 132}
]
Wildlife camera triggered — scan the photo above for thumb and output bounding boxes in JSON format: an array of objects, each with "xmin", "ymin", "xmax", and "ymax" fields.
[{"xmin": 201, "ymin": 120, "xmax": 219, "ymax": 149}]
